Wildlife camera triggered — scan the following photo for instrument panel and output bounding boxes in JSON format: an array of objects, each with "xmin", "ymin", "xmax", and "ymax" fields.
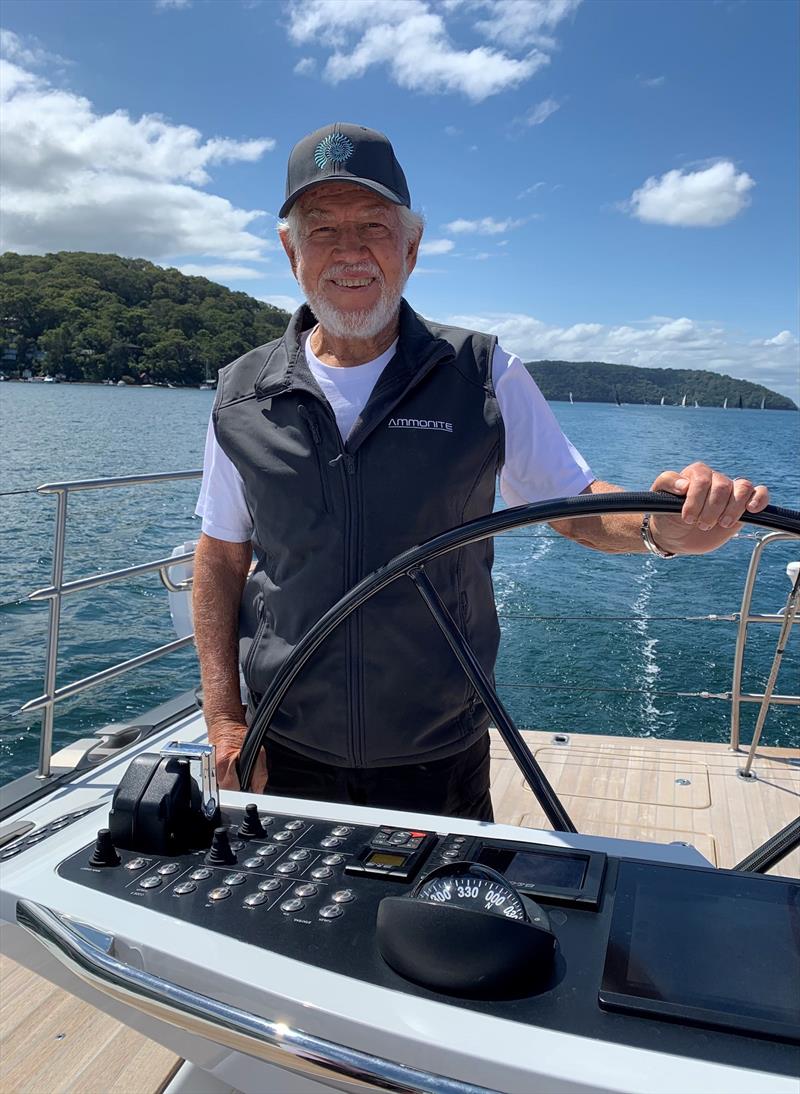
[{"xmin": 56, "ymin": 803, "xmax": 799, "ymax": 1078}]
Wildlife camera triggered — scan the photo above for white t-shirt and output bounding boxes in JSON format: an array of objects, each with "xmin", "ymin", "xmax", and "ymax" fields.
[{"xmin": 195, "ymin": 335, "xmax": 594, "ymax": 542}]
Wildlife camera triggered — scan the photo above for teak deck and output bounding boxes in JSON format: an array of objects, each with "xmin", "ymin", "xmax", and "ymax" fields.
[
  {"xmin": 491, "ymin": 729, "xmax": 800, "ymax": 874},
  {"xmin": 2, "ymin": 731, "xmax": 798, "ymax": 1093}
]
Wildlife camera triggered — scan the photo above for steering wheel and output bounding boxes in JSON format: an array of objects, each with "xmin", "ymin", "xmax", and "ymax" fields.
[{"xmin": 238, "ymin": 492, "xmax": 800, "ymax": 835}]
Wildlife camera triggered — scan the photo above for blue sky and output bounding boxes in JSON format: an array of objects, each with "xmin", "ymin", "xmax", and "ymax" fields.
[{"xmin": 1, "ymin": 0, "xmax": 798, "ymax": 399}]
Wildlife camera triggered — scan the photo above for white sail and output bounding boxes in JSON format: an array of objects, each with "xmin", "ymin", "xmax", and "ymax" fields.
[
  {"xmin": 681, "ymin": 394, "xmax": 687, "ymax": 407},
  {"xmin": 723, "ymin": 397, "xmax": 728, "ymax": 409},
  {"xmin": 761, "ymin": 396, "xmax": 766, "ymax": 410},
  {"xmin": 694, "ymin": 400, "xmax": 699, "ymax": 408},
  {"xmin": 569, "ymin": 391, "xmax": 573, "ymax": 404},
  {"xmin": 660, "ymin": 395, "xmax": 665, "ymax": 405}
]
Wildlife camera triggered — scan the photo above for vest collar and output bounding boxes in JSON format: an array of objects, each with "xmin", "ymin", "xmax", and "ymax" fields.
[
  {"xmin": 253, "ymin": 303, "xmax": 316, "ymax": 399},
  {"xmin": 253, "ymin": 299, "xmax": 452, "ymax": 402}
]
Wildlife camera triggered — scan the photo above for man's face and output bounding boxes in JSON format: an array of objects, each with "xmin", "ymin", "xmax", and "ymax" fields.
[{"xmin": 281, "ymin": 184, "xmax": 419, "ymax": 339}]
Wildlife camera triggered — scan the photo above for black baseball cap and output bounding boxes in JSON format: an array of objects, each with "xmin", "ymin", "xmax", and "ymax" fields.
[{"xmin": 279, "ymin": 123, "xmax": 411, "ymax": 218}]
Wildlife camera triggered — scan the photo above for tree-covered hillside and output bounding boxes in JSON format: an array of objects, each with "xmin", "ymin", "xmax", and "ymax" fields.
[
  {"xmin": 0, "ymin": 252, "xmax": 291, "ymax": 384},
  {"xmin": 1, "ymin": 252, "xmax": 794, "ymax": 407},
  {"xmin": 526, "ymin": 359, "xmax": 796, "ymax": 410}
]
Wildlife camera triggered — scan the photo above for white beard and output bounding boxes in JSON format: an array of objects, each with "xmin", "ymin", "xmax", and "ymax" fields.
[{"xmin": 299, "ymin": 261, "xmax": 407, "ymax": 340}]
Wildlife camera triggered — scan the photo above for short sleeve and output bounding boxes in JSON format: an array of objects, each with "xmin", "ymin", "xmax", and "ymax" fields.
[
  {"xmin": 195, "ymin": 415, "xmax": 254, "ymax": 542},
  {"xmin": 493, "ymin": 345, "xmax": 595, "ymax": 506}
]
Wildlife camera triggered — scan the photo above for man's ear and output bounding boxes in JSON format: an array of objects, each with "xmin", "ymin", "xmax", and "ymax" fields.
[
  {"xmin": 405, "ymin": 228, "xmax": 422, "ymax": 277},
  {"xmin": 278, "ymin": 228, "xmax": 298, "ymax": 278}
]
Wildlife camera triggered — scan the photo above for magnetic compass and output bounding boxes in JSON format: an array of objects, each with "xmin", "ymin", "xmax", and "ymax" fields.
[
  {"xmin": 376, "ymin": 861, "xmax": 557, "ymax": 999},
  {"xmin": 417, "ymin": 862, "xmax": 528, "ymax": 921}
]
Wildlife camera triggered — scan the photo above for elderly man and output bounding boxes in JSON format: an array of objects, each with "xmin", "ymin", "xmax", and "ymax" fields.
[{"xmin": 193, "ymin": 123, "xmax": 768, "ymax": 818}]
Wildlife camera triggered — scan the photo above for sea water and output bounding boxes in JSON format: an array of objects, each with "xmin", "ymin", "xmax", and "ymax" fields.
[{"xmin": 1, "ymin": 382, "xmax": 798, "ymax": 785}]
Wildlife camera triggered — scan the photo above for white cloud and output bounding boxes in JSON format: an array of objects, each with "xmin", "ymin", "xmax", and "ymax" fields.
[
  {"xmin": 444, "ymin": 216, "xmax": 526, "ymax": 234},
  {"xmin": 0, "ymin": 50, "xmax": 276, "ymax": 261},
  {"xmin": 284, "ymin": 0, "xmax": 578, "ymax": 101},
  {"xmin": 444, "ymin": 310, "xmax": 800, "ymax": 401},
  {"xmin": 259, "ymin": 293, "xmax": 301, "ymax": 312},
  {"xmin": 444, "ymin": 125, "xmax": 462, "ymax": 136},
  {"xmin": 627, "ymin": 161, "xmax": 755, "ymax": 227},
  {"xmin": 638, "ymin": 74, "xmax": 665, "ymax": 88},
  {"xmin": 517, "ymin": 181, "xmax": 547, "ymax": 199},
  {"xmin": 155, "ymin": 0, "xmax": 192, "ymax": 9},
  {"xmin": 762, "ymin": 330, "xmax": 794, "ymax": 347},
  {"xmin": 452, "ymin": 0, "xmax": 582, "ymax": 50},
  {"xmin": 293, "ymin": 57, "xmax": 316, "ymax": 76},
  {"xmin": 0, "ymin": 28, "xmax": 68, "ymax": 68},
  {"xmin": 511, "ymin": 97, "xmax": 560, "ymax": 128},
  {"xmin": 419, "ymin": 238, "xmax": 455, "ymax": 255},
  {"xmin": 179, "ymin": 264, "xmax": 267, "ymax": 280}
]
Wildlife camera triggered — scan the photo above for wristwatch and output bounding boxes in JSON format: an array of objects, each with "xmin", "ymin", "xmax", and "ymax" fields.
[{"xmin": 641, "ymin": 513, "xmax": 676, "ymax": 559}]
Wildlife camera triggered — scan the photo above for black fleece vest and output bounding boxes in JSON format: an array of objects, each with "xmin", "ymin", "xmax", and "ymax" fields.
[{"xmin": 213, "ymin": 300, "xmax": 504, "ymax": 767}]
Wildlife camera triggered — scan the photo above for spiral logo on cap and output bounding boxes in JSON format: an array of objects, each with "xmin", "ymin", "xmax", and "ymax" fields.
[{"xmin": 314, "ymin": 133, "xmax": 354, "ymax": 170}]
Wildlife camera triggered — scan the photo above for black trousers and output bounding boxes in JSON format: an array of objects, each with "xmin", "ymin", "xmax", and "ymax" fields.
[{"xmin": 263, "ymin": 732, "xmax": 494, "ymax": 822}]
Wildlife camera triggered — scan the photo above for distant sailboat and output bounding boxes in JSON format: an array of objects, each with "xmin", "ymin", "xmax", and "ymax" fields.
[
  {"xmin": 614, "ymin": 386, "xmax": 622, "ymax": 407},
  {"xmin": 737, "ymin": 394, "xmax": 743, "ymax": 409},
  {"xmin": 660, "ymin": 395, "xmax": 666, "ymax": 406},
  {"xmin": 680, "ymin": 394, "xmax": 687, "ymax": 408},
  {"xmin": 694, "ymin": 399, "xmax": 699, "ymax": 408},
  {"xmin": 569, "ymin": 391, "xmax": 573, "ymax": 404},
  {"xmin": 723, "ymin": 397, "xmax": 728, "ymax": 409},
  {"xmin": 760, "ymin": 396, "xmax": 766, "ymax": 410}
]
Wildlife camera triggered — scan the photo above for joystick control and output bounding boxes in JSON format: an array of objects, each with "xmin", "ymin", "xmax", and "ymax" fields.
[
  {"xmin": 205, "ymin": 827, "xmax": 237, "ymax": 866},
  {"xmin": 89, "ymin": 828, "xmax": 121, "ymax": 867},
  {"xmin": 238, "ymin": 804, "xmax": 265, "ymax": 839}
]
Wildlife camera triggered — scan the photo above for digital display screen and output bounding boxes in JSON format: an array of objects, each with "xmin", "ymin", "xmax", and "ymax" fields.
[
  {"xmin": 505, "ymin": 851, "xmax": 587, "ymax": 890},
  {"xmin": 478, "ymin": 846, "xmax": 587, "ymax": 890},
  {"xmin": 601, "ymin": 862, "xmax": 800, "ymax": 1040},
  {"xmin": 367, "ymin": 852, "xmax": 407, "ymax": 867}
]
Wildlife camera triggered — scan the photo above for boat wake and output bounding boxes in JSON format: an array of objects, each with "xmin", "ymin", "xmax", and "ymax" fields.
[
  {"xmin": 493, "ymin": 531, "xmax": 554, "ymax": 614},
  {"xmin": 630, "ymin": 558, "xmax": 666, "ymax": 734}
]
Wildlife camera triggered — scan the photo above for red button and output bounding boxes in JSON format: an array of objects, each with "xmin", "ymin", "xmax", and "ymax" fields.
[{"xmin": 410, "ymin": 831, "xmax": 427, "ymax": 838}]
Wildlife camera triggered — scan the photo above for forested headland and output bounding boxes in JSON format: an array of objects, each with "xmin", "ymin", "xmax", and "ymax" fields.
[
  {"xmin": 1, "ymin": 251, "xmax": 795, "ymax": 408},
  {"xmin": 0, "ymin": 252, "xmax": 290, "ymax": 385},
  {"xmin": 526, "ymin": 359, "xmax": 796, "ymax": 410}
]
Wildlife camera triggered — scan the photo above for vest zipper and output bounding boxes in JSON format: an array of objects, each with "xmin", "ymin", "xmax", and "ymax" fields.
[
  {"xmin": 353, "ymin": 456, "xmax": 365, "ymax": 766},
  {"xmin": 302, "ymin": 395, "xmax": 361, "ymax": 767},
  {"xmin": 298, "ymin": 405, "xmax": 333, "ymax": 514},
  {"xmin": 329, "ymin": 445, "xmax": 361, "ymax": 765}
]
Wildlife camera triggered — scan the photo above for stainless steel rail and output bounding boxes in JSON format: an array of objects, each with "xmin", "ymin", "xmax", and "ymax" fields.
[
  {"xmin": 738, "ymin": 568, "xmax": 800, "ymax": 776},
  {"xmin": 22, "ymin": 470, "xmax": 202, "ymax": 779},
  {"xmin": 16, "ymin": 900, "xmax": 493, "ymax": 1094},
  {"xmin": 20, "ymin": 635, "xmax": 196, "ymax": 715},
  {"xmin": 729, "ymin": 532, "xmax": 800, "ymax": 751},
  {"xmin": 28, "ymin": 551, "xmax": 196, "ymax": 602}
]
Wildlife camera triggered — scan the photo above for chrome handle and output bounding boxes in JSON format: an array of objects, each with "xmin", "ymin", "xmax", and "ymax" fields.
[
  {"xmin": 16, "ymin": 901, "xmax": 492, "ymax": 1094},
  {"xmin": 160, "ymin": 740, "xmax": 219, "ymax": 821}
]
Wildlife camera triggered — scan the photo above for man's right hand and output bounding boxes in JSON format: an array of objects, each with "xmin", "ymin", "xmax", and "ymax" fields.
[{"xmin": 210, "ymin": 718, "xmax": 269, "ymax": 792}]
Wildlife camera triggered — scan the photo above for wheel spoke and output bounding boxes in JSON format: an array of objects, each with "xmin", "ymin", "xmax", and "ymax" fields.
[{"xmin": 408, "ymin": 566, "xmax": 576, "ymax": 833}]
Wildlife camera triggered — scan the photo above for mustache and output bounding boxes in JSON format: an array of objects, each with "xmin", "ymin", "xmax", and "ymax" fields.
[{"xmin": 322, "ymin": 263, "xmax": 383, "ymax": 281}]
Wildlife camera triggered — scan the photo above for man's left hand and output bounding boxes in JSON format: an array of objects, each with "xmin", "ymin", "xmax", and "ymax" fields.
[{"xmin": 649, "ymin": 462, "xmax": 769, "ymax": 555}]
